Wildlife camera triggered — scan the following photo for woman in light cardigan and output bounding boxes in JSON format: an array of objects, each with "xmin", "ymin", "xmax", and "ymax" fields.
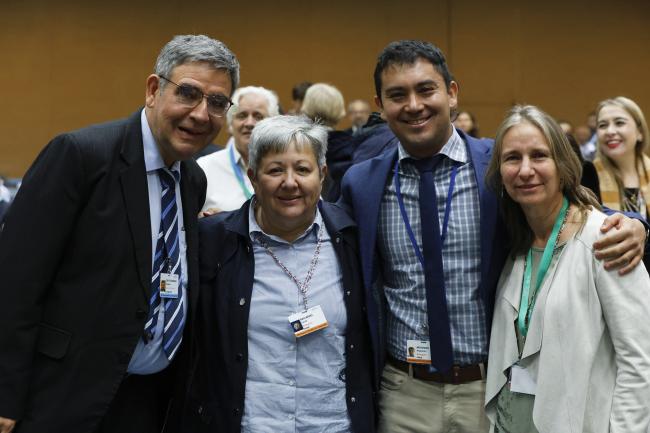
[{"xmin": 484, "ymin": 105, "xmax": 650, "ymax": 433}]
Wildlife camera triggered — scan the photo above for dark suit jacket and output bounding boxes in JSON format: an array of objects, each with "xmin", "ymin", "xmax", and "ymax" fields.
[
  {"xmin": 340, "ymin": 128, "xmax": 508, "ymax": 383},
  {"xmin": 183, "ymin": 200, "xmax": 375, "ymax": 433},
  {"xmin": 0, "ymin": 110, "xmax": 206, "ymax": 433}
]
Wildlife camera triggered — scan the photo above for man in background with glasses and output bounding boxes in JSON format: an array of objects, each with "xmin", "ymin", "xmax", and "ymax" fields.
[{"xmin": 0, "ymin": 34, "xmax": 239, "ymax": 433}]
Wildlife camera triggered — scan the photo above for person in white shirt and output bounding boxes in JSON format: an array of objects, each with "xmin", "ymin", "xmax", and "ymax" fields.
[{"xmin": 198, "ymin": 86, "xmax": 279, "ymax": 213}]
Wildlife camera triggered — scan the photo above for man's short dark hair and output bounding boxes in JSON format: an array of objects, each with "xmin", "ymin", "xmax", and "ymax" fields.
[
  {"xmin": 292, "ymin": 81, "xmax": 313, "ymax": 102},
  {"xmin": 373, "ymin": 40, "xmax": 453, "ymax": 102}
]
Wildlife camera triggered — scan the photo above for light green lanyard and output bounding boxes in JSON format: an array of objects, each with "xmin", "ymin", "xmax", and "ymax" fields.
[{"xmin": 517, "ymin": 196, "xmax": 569, "ymax": 337}]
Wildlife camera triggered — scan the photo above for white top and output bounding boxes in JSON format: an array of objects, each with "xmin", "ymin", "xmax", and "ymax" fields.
[
  {"xmin": 485, "ymin": 208, "xmax": 650, "ymax": 433},
  {"xmin": 197, "ymin": 140, "xmax": 253, "ymax": 212}
]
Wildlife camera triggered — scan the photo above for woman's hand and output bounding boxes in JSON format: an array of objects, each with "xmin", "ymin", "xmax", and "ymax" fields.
[{"xmin": 593, "ymin": 213, "xmax": 647, "ymax": 275}]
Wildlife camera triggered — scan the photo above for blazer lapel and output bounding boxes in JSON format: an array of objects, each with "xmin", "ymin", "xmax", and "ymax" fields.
[
  {"xmin": 180, "ymin": 162, "xmax": 200, "ymax": 318},
  {"xmin": 357, "ymin": 148, "xmax": 398, "ymax": 291},
  {"xmin": 501, "ymin": 256, "xmax": 524, "ymax": 312},
  {"xmin": 465, "ymin": 134, "xmax": 498, "ymax": 296},
  {"xmin": 119, "ymin": 112, "xmax": 152, "ymax": 300}
]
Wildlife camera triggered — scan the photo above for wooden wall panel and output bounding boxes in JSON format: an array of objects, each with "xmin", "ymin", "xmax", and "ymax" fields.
[{"xmin": 1, "ymin": 0, "xmax": 648, "ymax": 176}]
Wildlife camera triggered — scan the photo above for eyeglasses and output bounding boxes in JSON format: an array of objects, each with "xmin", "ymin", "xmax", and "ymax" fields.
[{"xmin": 158, "ymin": 75, "xmax": 232, "ymax": 117}]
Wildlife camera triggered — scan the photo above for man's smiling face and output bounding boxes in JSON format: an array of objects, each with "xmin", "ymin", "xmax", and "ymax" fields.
[{"xmin": 376, "ymin": 58, "xmax": 458, "ymax": 158}]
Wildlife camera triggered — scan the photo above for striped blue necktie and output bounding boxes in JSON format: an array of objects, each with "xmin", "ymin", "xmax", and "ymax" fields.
[{"xmin": 143, "ymin": 167, "xmax": 185, "ymax": 361}]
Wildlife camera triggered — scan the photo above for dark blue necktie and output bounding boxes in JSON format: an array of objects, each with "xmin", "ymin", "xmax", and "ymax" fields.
[
  {"xmin": 143, "ymin": 168, "xmax": 185, "ymax": 361},
  {"xmin": 412, "ymin": 157, "xmax": 454, "ymax": 373}
]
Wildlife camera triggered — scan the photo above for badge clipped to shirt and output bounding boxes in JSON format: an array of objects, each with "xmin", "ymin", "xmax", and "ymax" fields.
[
  {"xmin": 159, "ymin": 273, "xmax": 179, "ymax": 299},
  {"xmin": 509, "ymin": 363, "xmax": 537, "ymax": 395},
  {"xmin": 406, "ymin": 340, "xmax": 432, "ymax": 364},
  {"xmin": 288, "ymin": 305, "xmax": 328, "ymax": 338}
]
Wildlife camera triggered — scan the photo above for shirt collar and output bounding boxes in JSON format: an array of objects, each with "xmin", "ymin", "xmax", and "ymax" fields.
[
  {"xmin": 141, "ymin": 109, "xmax": 181, "ymax": 174},
  {"xmin": 247, "ymin": 198, "xmax": 326, "ymax": 244},
  {"xmin": 397, "ymin": 126, "xmax": 467, "ymax": 165},
  {"xmin": 226, "ymin": 137, "xmax": 247, "ymax": 168}
]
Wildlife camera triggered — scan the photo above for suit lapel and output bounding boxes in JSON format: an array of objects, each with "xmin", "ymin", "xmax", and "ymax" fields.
[
  {"xmin": 180, "ymin": 162, "xmax": 200, "ymax": 317},
  {"xmin": 465, "ymin": 134, "xmax": 498, "ymax": 295},
  {"xmin": 357, "ymin": 148, "xmax": 398, "ymax": 290},
  {"xmin": 118, "ymin": 111, "xmax": 152, "ymax": 300}
]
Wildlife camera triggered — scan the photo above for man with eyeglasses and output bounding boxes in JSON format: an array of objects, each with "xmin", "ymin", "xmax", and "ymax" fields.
[{"xmin": 0, "ymin": 34, "xmax": 239, "ymax": 433}]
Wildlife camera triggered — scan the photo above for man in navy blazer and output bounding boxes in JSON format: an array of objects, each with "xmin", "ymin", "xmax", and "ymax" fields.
[
  {"xmin": 0, "ymin": 35, "xmax": 238, "ymax": 433},
  {"xmin": 340, "ymin": 40, "xmax": 647, "ymax": 433}
]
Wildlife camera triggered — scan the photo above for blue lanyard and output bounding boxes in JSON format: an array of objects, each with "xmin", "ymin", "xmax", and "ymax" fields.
[
  {"xmin": 229, "ymin": 145, "xmax": 253, "ymax": 200},
  {"xmin": 394, "ymin": 158, "xmax": 458, "ymax": 268}
]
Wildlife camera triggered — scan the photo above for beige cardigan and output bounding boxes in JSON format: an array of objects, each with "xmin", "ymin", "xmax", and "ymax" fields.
[{"xmin": 485, "ymin": 209, "xmax": 650, "ymax": 433}]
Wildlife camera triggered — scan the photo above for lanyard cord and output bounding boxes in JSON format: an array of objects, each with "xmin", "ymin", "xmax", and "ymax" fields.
[
  {"xmin": 255, "ymin": 225, "xmax": 324, "ymax": 311},
  {"xmin": 394, "ymin": 157, "xmax": 458, "ymax": 268},
  {"xmin": 518, "ymin": 196, "xmax": 569, "ymax": 337},
  {"xmin": 229, "ymin": 145, "xmax": 253, "ymax": 200}
]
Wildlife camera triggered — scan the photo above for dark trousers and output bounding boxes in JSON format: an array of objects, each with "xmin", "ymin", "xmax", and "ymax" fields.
[{"xmin": 96, "ymin": 371, "xmax": 171, "ymax": 433}]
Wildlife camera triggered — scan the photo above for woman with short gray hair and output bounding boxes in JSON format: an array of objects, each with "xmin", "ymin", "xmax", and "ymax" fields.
[{"xmin": 186, "ymin": 115, "xmax": 376, "ymax": 432}]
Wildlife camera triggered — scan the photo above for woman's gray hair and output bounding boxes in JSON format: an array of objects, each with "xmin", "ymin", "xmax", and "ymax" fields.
[
  {"xmin": 154, "ymin": 34, "xmax": 240, "ymax": 95},
  {"xmin": 226, "ymin": 86, "xmax": 280, "ymax": 126},
  {"xmin": 248, "ymin": 115, "xmax": 328, "ymax": 175}
]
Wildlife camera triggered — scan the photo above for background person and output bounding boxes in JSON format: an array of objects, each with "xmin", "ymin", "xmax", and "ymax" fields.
[
  {"xmin": 453, "ymin": 110, "xmax": 480, "ymax": 137},
  {"xmin": 593, "ymin": 96, "xmax": 650, "ymax": 220},
  {"xmin": 347, "ymin": 99, "xmax": 372, "ymax": 136},
  {"xmin": 300, "ymin": 83, "xmax": 351, "ymax": 202},
  {"xmin": 186, "ymin": 115, "xmax": 375, "ymax": 433},
  {"xmin": 287, "ymin": 81, "xmax": 313, "ymax": 114},
  {"xmin": 197, "ymin": 85, "xmax": 279, "ymax": 214},
  {"xmin": 0, "ymin": 34, "xmax": 239, "ymax": 433},
  {"xmin": 484, "ymin": 105, "xmax": 650, "ymax": 432}
]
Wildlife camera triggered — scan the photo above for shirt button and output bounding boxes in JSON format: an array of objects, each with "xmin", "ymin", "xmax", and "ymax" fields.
[
  {"xmin": 336, "ymin": 236, "xmax": 341, "ymax": 243},
  {"xmin": 239, "ymin": 298, "xmax": 246, "ymax": 306},
  {"xmin": 346, "ymin": 290, "xmax": 351, "ymax": 296},
  {"xmin": 349, "ymin": 344, "xmax": 355, "ymax": 350},
  {"xmin": 350, "ymin": 396, "xmax": 356, "ymax": 403},
  {"xmin": 236, "ymin": 353, "xmax": 244, "ymax": 362},
  {"xmin": 288, "ymin": 380, "xmax": 295, "ymax": 386}
]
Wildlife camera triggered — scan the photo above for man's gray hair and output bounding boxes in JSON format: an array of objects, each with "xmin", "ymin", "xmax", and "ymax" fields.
[
  {"xmin": 248, "ymin": 115, "xmax": 328, "ymax": 175},
  {"xmin": 154, "ymin": 34, "xmax": 240, "ymax": 95},
  {"xmin": 226, "ymin": 86, "xmax": 280, "ymax": 126}
]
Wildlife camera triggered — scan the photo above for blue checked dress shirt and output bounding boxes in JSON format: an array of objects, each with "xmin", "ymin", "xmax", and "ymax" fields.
[{"xmin": 377, "ymin": 128, "xmax": 488, "ymax": 365}]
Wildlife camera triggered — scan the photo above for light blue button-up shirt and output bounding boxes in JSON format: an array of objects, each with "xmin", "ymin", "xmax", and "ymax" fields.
[
  {"xmin": 241, "ymin": 203, "xmax": 351, "ymax": 433},
  {"xmin": 127, "ymin": 109, "xmax": 189, "ymax": 374}
]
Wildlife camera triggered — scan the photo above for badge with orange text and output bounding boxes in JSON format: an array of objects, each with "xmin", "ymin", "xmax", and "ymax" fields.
[
  {"xmin": 288, "ymin": 305, "xmax": 328, "ymax": 337},
  {"xmin": 406, "ymin": 340, "xmax": 432, "ymax": 364}
]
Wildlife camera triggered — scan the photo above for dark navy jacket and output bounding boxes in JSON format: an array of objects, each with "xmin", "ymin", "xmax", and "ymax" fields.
[{"xmin": 182, "ymin": 200, "xmax": 376, "ymax": 433}]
